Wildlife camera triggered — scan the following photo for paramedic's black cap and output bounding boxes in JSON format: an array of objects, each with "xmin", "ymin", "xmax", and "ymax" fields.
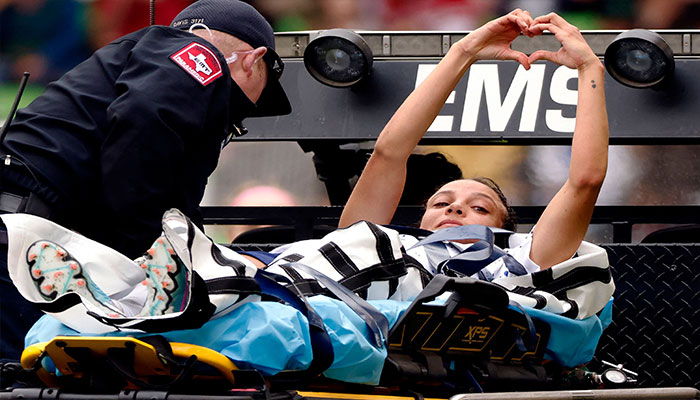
[{"xmin": 171, "ymin": 0, "xmax": 291, "ymax": 117}]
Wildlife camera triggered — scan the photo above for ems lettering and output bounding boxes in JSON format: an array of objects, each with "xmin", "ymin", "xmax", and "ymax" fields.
[
  {"xmin": 546, "ymin": 66, "xmax": 578, "ymax": 132},
  {"xmin": 415, "ymin": 63, "xmax": 578, "ymax": 133}
]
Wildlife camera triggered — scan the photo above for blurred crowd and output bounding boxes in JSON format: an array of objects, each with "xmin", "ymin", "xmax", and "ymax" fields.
[
  {"xmin": 255, "ymin": 0, "xmax": 700, "ymax": 31},
  {"xmin": 3, "ymin": 0, "xmax": 700, "ymax": 243},
  {"xmin": 3, "ymin": 0, "xmax": 700, "ymax": 84}
]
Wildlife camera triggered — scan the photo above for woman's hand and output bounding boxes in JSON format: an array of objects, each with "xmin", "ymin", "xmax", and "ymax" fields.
[
  {"xmin": 527, "ymin": 13, "xmax": 602, "ymax": 71},
  {"xmin": 456, "ymin": 9, "xmax": 534, "ymax": 70}
]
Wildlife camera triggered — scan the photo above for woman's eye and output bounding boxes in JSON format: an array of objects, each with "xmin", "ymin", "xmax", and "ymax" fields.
[
  {"xmin": 472, "ymin": 206, "xmax": 489, "ymax": 213},
  {"xmin": 433, "ymin": 202, "xmax": 449, "ymax": 207}
]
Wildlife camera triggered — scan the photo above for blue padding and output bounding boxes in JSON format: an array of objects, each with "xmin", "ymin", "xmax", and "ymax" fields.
[
  {"xmin": 25, "ymin": 297, "xmax": 611, "ymax": 383},
  {"xmin": 599, "ymin": 296, "xmax": 613, "ymax": 330},
  {"xmin": 253, "ymin": 270, "xmax": 334, "ymax": 377},
  {"xmin": 25, "ymin": 296, "xmax": 409, "ymax": 385},
  {"xmin": 310, "ymin": 297, "xmax": 407, "ymax": 383},
  {"xmin": 516, "ymin": 298, "xmax": 614, "ymax": 367},
  {"xmin": 26, "ymin": 301, "xmax": 314, "ymax": 376}
]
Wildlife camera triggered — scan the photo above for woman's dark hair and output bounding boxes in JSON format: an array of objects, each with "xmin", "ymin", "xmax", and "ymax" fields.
[
  {"xmin": 470, "ymin": 176, "xmax": 517, "ymax": 231},
  {"xmin": 401, "ymin": 152, "xmax": 463, "ymax": 206}
]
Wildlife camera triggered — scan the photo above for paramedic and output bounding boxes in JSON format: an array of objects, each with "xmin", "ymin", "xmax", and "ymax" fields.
[
  {"xmin": 0, "ymin": 0, "xmax": 289, "ymax": 360},
  {"xmin": 339, "ymin": 10, "xmax": 609, "ymax": 271}
]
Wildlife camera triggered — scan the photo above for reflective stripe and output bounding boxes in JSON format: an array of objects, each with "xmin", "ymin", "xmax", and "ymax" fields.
[{"xmin": 0, "ymin": 192, "xmax": 23, "ymax": 213}]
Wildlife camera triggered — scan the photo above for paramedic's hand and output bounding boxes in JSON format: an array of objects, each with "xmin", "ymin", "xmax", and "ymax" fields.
[
  {"xmin": 458, "ymin": 9, "xmax": 534, "ymax": 70},
  {"xmin": 527, "ymin": 13, "xmax": 602, "ymax": 71}
]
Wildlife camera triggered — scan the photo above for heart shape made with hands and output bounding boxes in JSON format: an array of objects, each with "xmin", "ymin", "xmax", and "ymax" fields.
[
  {"xmin": 463, "ymin": 9, "xmax": 601, "ymax": 72},
  {"xmin": 498, "ymin": 10, "xmax": 601, "ymax": 71}
]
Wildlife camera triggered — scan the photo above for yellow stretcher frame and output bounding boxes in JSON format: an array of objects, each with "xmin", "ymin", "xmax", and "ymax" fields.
[
  {"xmin": 15, "ymin": 337, "xmax": 700, "ymax": 400},
  {"xmin": 21, "ymin": 336, "xmax": 238, "ymax": 389},
  {"xmin": 298, "ymin": 392, "xmax": 447, "ymax": 400}
]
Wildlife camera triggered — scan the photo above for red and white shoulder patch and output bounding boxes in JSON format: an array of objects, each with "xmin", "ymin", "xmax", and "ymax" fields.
[{"xmin": 170, "ymin": 42, "xmax": 223, "ymax": 86}]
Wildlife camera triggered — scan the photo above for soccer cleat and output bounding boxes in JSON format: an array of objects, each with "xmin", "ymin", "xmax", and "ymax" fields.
[
  {"xmin": 133, "ymin": 237, "xmax": 188, "ymax": 316},
  {"xmin": 27, "ymin": 240, "xmax": 123, "ymax": 317},
  {"xmin": 161, "ymin": 208, "xmax": 260, "ymax": 319}
]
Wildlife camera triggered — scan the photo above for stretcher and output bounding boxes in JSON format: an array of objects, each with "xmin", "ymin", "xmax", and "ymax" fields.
[
  {"xmin": 20, "ymin": 336, "xmax": 238, "ymax": 391},
  {"xmin": 2, "ymin": 209, "xmax": 621, "ymax": 392},
  {"xmin": 0, "ymin": 270, "xmax": 653, "ymax": 399},
  {"xmin": 0, "ymin": 217, "xmax": 697, "ymax": 397},
  {"xmin": 5, "ymin": 316, "xmax": 698, "ymax": 400}
]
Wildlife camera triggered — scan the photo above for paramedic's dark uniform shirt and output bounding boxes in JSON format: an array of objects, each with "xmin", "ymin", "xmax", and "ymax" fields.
[{"xmin": 1, "ymin": 26, "xmax": 241, "ymax": 258}]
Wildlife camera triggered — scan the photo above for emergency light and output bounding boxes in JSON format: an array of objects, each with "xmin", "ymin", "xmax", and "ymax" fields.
[
  {"xmin": 604, "ymin": 29, "xmax": 675, "ymax": 89},
  {"xmin": 303, "ymin": 29, "xmax": 373, "ymax": 88}
]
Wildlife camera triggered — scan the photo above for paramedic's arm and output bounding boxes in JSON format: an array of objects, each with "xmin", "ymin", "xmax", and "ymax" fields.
[
  {"xmin": 527, "ymin": 13, "xmax": 609, "ymax": 269},
  {"xmin": 339, "ymin": 9, "xmax": 534, "ymax": 228}
]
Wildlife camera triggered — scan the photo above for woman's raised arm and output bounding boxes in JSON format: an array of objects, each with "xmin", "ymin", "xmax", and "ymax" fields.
[
  {"xmin": 339, "ymin": 9, "xmax": 534, "ymax": 228},
  {"xmin": 526, "ymin": 13, "xmax": 609, "ymax": 269}
]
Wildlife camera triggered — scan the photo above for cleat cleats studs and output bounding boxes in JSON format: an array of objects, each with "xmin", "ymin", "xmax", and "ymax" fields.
[
  {"xmin": 27, "ymin": 240, "xmax": 122, "ymax": 316},
  {"xmin": 135, "ymin": 235, "xmax": 183, "ymax": 317}
]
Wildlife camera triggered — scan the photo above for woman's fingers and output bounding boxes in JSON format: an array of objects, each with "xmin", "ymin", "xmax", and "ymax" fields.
[
  {"xmin": 502, "ymin": 9, "xmax": 534, "ymax": 36},
  {"xmin": 528, "ymin": 14, "xmax": 599, "ymax": 69},
  {"xmin": 505, "ymin": 49, "xmax": 532, "ymax": 70},
  {"xmin": 528, "ymin": 22, "xmax": 561, "ymax": 36},
  {"xmin": 532, "ymin": 12, "xmax": 569, "ymax": 27},
  {"xmin": 528, "ymin": 49, "xmax": 558, "ymax": 65}
]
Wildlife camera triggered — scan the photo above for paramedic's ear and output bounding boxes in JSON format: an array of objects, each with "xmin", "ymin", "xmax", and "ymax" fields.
[{"xmin": 244, "ymin": 47, "xmax": 267, "ymax": 72}]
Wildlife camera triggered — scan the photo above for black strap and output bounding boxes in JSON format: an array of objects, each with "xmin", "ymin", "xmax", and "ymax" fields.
[
  {"xmin": 337, "ymin": 259, "xmax": 407, "ymax": 294},
  {"xmin": 90, "ymin": 272, "xmax": 217, "ymax": 332},
  {"xmin": 366, "ymin": 222, "xmax": 397, "ymax": 264},
  {"xmin": 318, "ymin": 241, "xmax": 359, "ymax": 278},
  {"xmin": 508, "ymin": 301, "xmax": 538, "ymax": 353},
  {"xmin": 534, "ymin": 265, "xmax": 613, "ymax": 298},
  {"xmin": 285, "ymin": 261, "xmax": 389, "ymax": 349},
  {"xmin": 138, "ymin": 335, "xmax": 178, "ymax": 363},
  {"xmin": 104, "ymin": 337, "xmax": 198, "ymax": 390},
  {"xmin": 204, "ymin": 276, "xmax": 261, "ymax": 295},
  {"xmin": 254, "ymin": 270, "xmax": 334, "ymax": 381}
]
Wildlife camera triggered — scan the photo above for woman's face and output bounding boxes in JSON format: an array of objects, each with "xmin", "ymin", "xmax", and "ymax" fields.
[{"xmin": 420, "ymin": 179, "xmax": 507, "ymax": 231}]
